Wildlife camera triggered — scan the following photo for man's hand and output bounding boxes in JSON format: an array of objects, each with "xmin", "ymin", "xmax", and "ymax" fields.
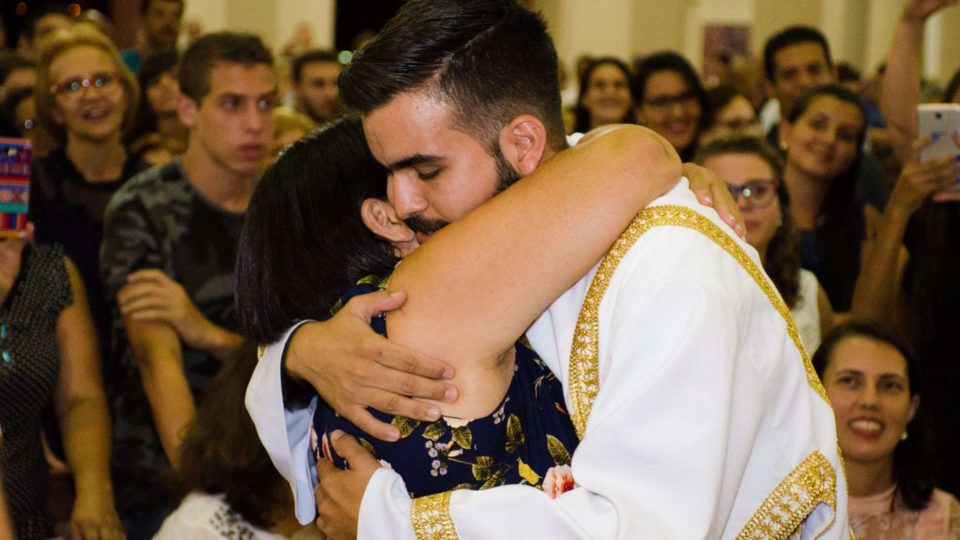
[
  {"xmin": 69, "ymin": 492, "xmax": 126, "ymax": 540},
  {"xmin": 315, "ymin": 430, "xmax": 380, "ymax": 540},
  {"xmin": 682, "ymin": 163, "xmax": 746, "ymax": 237},
  {"xmin": 287, "ymin": 290, "xmax": 457, "ymax": 441},
  {"xmin": 117, "ymin": 269, "xmax": 211, "ymax": 349}
]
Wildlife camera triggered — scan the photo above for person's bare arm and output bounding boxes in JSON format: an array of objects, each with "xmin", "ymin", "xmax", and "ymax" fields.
[
  {"xmin": 123, "ymin": 315, "xmax": 195, "ymax": 470},
  {"xmin": 387, "ymin": 125, "xmax": 681, "ymax": 364},
  {"xmin": 118, "ymin": 269, "xmax": 246, "ymax": 363},
  {"xmin": 851, "ymin": 135, "xmax": 960, "ymax": 322},
  {"xmin": 54, "ymin": 258, "xmax": 124, "ymax": 539},
  {"xmin": 882, "ymin": 0, "xmax": 958, "ymax": 160}
]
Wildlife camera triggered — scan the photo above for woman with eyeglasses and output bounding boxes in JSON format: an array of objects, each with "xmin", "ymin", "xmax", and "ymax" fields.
[
  {"xmin": 30, "ymin": 25, "xmax": 148, "ymax": 370},
  {"xmin": 699, "ymin": 84, "xmax": 761, "ymax": 147},
  {"xmin": 632, "ymin": 51, "xmax": 707, "ymax": 162},
  {"xmin": 698, "ymin": 135, "xmax": 833, "ymax": 352}
]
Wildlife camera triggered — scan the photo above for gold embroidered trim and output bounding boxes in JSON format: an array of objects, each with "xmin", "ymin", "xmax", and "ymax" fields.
[
  {"xmin": 736, "ymin": 451, "xmax": 837, "ymax": 539},
  {"xmin": 411, "ymin": 491, "xmax": 459, "ymax": 540},
  {"xmin": 567, "ymin": 205, "xmax": 828, "ymax": 437}
]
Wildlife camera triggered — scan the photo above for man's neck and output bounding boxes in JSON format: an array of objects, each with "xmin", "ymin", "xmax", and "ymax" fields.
[
  {"xmin": 180, "ymin": 141, "xmax": 254, "ymax": 213},
  {"xmin": 65, "ymin": 134, "xmax": 126, "ymax": 182}
]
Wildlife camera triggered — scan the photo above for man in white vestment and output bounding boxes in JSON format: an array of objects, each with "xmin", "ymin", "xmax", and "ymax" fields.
[{"xmin": 246, "ymin": 0, "xmax": 850, "ymax": 538}]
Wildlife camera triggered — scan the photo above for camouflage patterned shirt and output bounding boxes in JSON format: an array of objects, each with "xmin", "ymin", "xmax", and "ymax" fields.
[{"xmin": 100, "ymin": 159, "xmax": 245, "ymax": 515}]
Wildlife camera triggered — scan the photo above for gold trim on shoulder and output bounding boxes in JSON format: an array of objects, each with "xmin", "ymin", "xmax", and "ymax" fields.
[
  {"xmin": 412, "ymin": 491, "xmax": 459, "ymax": 540},
  {"xmin": 736, "ymin": 451, "xmax": 837, "ymax": 539},
  {"xmin": 567, "ymin": 205, "xmax": 828, "ymax": 438}
]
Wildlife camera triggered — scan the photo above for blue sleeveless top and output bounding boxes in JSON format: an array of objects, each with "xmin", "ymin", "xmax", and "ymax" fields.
[{"xmin": 311, "ymin": 275, "xmax": 579, "ymax": 497}]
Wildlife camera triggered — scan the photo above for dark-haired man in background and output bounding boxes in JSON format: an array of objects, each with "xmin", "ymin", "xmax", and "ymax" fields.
[
  {"xmin": 291, "ymin": 49, "xmax": 342, "ymax": 124},
  {"xmin": 101, "ymin": 31, "xmax": 273, "ymax": 538},
  {"xmin": 121, "ymin": 0, "xmax": 184, "ymax": 73}
]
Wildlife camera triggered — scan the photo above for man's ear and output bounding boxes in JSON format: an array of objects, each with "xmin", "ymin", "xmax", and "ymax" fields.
[
  {"xmin": 177, "ymin": 92, "xmax": 198, "ymax": 128},
  {"xmin": 360, "ymin": 198, "xmax": 418, "ymax": 257},
  {"xmin": 497, "ymin": 114, "xmax": 547, "ymax": 177}
]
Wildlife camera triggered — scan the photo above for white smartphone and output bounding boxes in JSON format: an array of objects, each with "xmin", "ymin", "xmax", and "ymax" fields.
[{"xmin": 918, "ymin": 103, "xmax": 960, "ymax": 163}]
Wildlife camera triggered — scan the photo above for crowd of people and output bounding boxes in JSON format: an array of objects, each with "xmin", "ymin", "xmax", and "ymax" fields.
[{"xmin": 0, "ymin": 0, "xmax": 959, "ymax": 538}]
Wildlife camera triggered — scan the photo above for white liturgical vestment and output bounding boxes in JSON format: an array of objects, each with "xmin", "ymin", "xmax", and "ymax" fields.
[{"xmin": 247, "ymin": 179, "xmax": 850, "ymax": 539}]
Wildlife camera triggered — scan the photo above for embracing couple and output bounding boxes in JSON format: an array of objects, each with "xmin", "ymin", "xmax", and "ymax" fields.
[{"xmin": 242, "ymin": 1, "xmax": 848, "ymax": 538}]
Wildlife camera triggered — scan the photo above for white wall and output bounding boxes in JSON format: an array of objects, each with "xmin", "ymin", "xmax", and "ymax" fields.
[
  {"xmin": 182, "ymin": 0, "xmax": 335, "ymax": 51},
  {"xmin": 532, "ymin": 0, "xmax": 956, "ymax": 83}
]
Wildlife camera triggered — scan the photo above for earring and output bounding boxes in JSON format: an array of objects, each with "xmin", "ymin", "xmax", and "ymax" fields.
[
  {"xmin": 900, "ymin": 431, "xmax": 908, "ymax": 441},
  {"xmin": 779, "ymin": 141, "xmax": 788, "ymax": 152}
]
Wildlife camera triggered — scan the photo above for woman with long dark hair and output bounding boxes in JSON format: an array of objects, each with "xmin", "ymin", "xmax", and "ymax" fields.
[
  {"xmin": 632, "ymin": 51, "xmax": 707, "ymax": 161},
  {"xmin": 813, "ymin": 321, "xmax": 960, "ymax": 538},
  {"xmin": 571, "ymin": 57, "xmax": 634, "ymax": 134}
]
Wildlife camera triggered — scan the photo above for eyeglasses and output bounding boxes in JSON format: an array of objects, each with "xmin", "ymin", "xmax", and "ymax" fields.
[
  {"xmin": 50, "ymin": 72, "xmax": 119, "ymax": 99},
  {"xmin": 726, "ymin": 179, "xmax": 779, "ymax": 208},
  {"xmin": 643, "ymin": 91, "xmax": 699, "ymax": 110}
]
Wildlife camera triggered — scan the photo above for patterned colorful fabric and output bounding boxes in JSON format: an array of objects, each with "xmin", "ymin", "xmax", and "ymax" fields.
[
  {"xmin": 311, "ymin": 275, "xmax": 579, "ymax": 497},
  {"xmin": 0, "ymin": 245, "xmax": 72, "ymax": 540}
]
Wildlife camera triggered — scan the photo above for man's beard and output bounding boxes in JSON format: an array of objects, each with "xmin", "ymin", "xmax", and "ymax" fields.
[{"xmin": 405, "ymin": 147, "xmax": 522, "ymax": 236}]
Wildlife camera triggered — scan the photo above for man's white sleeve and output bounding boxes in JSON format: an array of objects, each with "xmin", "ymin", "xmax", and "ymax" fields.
[{"xmin": 245, "ymin": 320, "xmax": 319, "ymax": 525}]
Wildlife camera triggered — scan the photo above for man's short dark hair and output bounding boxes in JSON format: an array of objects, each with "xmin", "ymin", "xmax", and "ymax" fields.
[
  {"xmin": 763, "ymin": 25, "xmax": 833, "ymax": 83},
  {"xmin": 292, "ymin": 49, "xmax": 339, "ymax": 84},
  {"xmin": 140, "ymin": 0, "xmax": 184, "ymax": 17},
  {"xmin": 178, "ymin": 32, "xmax": 274, "ymax": 102},
  {"xmin": 339, "ymin": 0, "xmax": 566, "ymax": 153}
]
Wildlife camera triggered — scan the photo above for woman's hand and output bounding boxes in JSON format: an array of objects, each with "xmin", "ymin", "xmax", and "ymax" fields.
[
  {"xmin": 69, "ymin": 492, "xmax": 126, "ymax": 540},
  {"xmin": 889, "ymin": 134, "xmax": 960, "ymax": 214},
  {"xmin": 117, "ymin": 269, "xmax": 211, "ymax": 350},
  {"xmin": 682, "ymin": 163, "xmax": 746, "ymax": 237},
  {"xmin": 0, "ymin": 223, "xmax": 33, "ymax": 305}
]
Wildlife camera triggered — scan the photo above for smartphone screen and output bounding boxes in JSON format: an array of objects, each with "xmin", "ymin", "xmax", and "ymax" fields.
[
  {"xmin": 0, "ymin": 138, "xmax": 31, "ymax": 238},
  {"xmin": 918, "ymin": 104, "xmax": 960, "ymax": 162}
]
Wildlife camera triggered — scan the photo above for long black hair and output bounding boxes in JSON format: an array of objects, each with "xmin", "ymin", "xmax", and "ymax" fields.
[
  {"xmin": 572, "ymin": 57, "xmax": 635, "ymax": 133},
  {"xmin": 631, "ymin": 51, "xmax": 707, "ymax": 161},
  {"xmin": 786, "ymin": 84, "xmax": 866, "ymax": 311},
  {"xmin": 812, "ymin": 320, "xmax": 936, "ymax": 511},
  {"xmin": 235, "ymin": 116, "xmax": 397, "ymax": 344}
]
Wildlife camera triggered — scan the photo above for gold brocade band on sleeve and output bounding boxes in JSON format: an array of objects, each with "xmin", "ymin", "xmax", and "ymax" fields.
[
  {"xmin": 736, "ymin": 451, "xmax": 837, "ymax": 540},
  {"xmin": 568, "ymin": 205, "xmax": 830, "ymax": 438},
  {"xmin": 412, "ymin": 491, "xmax": 459, "ymax": 540}
]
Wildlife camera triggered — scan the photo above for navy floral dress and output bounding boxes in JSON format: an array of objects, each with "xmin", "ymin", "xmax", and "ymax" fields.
[{"xmin": 311, "ymin": 275, "xmax": 580, "ymax": 497}]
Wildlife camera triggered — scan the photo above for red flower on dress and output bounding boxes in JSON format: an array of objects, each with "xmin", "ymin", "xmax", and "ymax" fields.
[{"xmin": 542, "ymin": 465, "xmax": 575, "ymax": 499}]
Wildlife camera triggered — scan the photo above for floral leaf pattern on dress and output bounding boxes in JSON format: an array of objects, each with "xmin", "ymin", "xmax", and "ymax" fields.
[
  {"xmin": 313, "ymin": 273, "xmax": 581, "ymax": 498},
  {"xmin": 451, "ymin": 426, "xmax": 473, "ymax": 449},
  {"xmin": 505, "ymin": 414, "xmax": 525, "ymax": 454},
  {"xmin": 547, "ymin": 434, "xmax": 572, "ymax": 466},
  {"xmin": 517, "ymin": 458, "xmax": 541, "ymax": 485},
  {"xmin": 392, "ymin": 416, "xmax": 421, "ymax": 439}
]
